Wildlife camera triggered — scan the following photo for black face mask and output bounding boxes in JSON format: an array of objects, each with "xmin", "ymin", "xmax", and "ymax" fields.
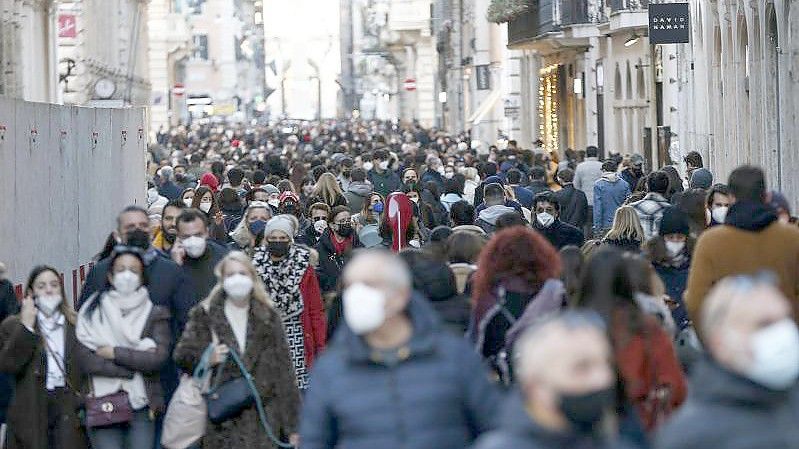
[
  {"xmin": 162, "ymin": 229, "xmax": 177, "ymax": 244},
  {"xmin": 280, "ymin": 203, "xmax": 297, "ymax": 215},
  {"xmin": 559, "ymin": 387, "xmax": 615, "ymax": 434},
  {"xmin": 125, "ymin": 229, "xmax": 151, "ymax": 250},
  {"xmin": 268, "ymin": 241, "xmax": 290, "ymax": 257},
  {"xmin": 342, "ymin": 170, "xmax": 351, "ymax": 178},
  {"xmin": 336, "ymin": 222, "xmax": 354, "ymax": 238},
  {"xmin": 175, "ymin": 173, "xmax": 187, "ymax": 183}
]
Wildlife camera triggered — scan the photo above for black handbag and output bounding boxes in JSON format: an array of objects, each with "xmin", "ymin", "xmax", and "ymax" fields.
[
  {"xmin": 204, "ymin": 359, "xmax": 254, "ymax": 424},
  {"xmin": 203, "ymin": 348, "xmax": 294, "ymax": 448}
]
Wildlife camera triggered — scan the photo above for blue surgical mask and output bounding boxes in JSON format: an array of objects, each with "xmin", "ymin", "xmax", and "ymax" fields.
[
  {"xmin": 372, "ymin": 202, "xmax": 384, "ymax": 214},
  {"xmin": 249, "ymin": 219, "xmax": 267, "ymax": 236}
]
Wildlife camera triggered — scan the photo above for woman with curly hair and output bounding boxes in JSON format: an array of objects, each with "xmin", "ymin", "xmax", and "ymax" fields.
[{"xmin": 469, "ymin": 227, "xmax": 564, "ymax": 379}]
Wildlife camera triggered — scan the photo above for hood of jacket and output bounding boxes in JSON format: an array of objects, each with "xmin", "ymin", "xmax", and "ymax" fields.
[
  {"xmin": 725, "ymin": 201, "xmax": 778, "ymax": 232},
  {"xmin": 692, "ymin": 357, "xmax": 793, "ymax": 408},
  {"xmin": 478, "ymin": 205, "xmax": 516, "ymax": 225},
  {"xmin": 440, "ymin": 193, "xmax": 463, "ymax": 205},
  {"xmin": 600, "ymin": 172, "xmax": 619, "ymax": 183},
  {"xmin": 409, "ymin": 258, "xmax": 459, "ymax": 302},
  {"xmin": 334, "ymin": 293, "xmax": 442, "ymax": 364},
  {"xmin": 347, "ymin": 180, "xmax": 373, "ymax": 198}
]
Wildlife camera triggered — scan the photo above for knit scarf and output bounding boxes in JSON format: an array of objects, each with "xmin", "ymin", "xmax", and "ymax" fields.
[
  {"xmin": 253, "ymin": 245, "xmax": 309, "ymax": 319},
  {"xmin": 76, "ymin": 288, "xmax": 155, "ymax": 409}
]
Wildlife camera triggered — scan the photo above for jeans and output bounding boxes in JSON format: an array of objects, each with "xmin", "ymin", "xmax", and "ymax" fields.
[{"xmin": 89, "ymin": 409, "xmax": 154, "ymax": 449}]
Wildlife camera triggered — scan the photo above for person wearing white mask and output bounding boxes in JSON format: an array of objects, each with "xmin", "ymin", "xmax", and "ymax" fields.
[
  {"xmin": 171, "ymin": 209, "xmax": 229, "ymax": 310},
  {"xmin": 300, "ymin": 250, "xmax": 501, "ymax": 449},
  {"xmin": 75, "ymin": 249, "xmax": 171, "ymax": 449},
  {"xmin": 657, "ymin": 276, "xmax": 799, "ymax": 449},
  {"xmin": 0, "ymin": 265, "xmax": 86, "ymax": 449},
  {"xmin": 367, "ymin": 149, "xmax": 402, "ymax": 198},
  {"xmin": 705, "ymin": 183, "xmax": 731, "ymax": 227},
  {"xmin": 189, "ymin": 186, "xmax": 228, "ymax": 242},
  {"xmin": 174, "ymin": 252, "xmax": 301, "ymax": 449},
  {"xmin": 180, "ymin": 187, "xmax": 195, "ymax": 208},
  {"xmin": 530, "ymin": 193, "xmax": 584, "ymax": 250},
  {"xmin": 645, "ymin": 207, "xmax": 696, "ymax": 334}
]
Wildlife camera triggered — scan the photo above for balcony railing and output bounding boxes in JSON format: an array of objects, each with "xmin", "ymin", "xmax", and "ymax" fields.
[
  {"xmin": 609, "ymin": 0, "xmax": 649, "ymax": 12},
  {"xmin": 507, "ymin": 0, "xmax": 600, "ymax": 47}
]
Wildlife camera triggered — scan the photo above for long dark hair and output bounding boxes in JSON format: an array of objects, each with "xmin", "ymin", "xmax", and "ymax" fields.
[
  {"xmin": 26, "ymin": 265, "xmax": 76, "ymax": 324},
  {"xmin": 559, "ymin": 246, "xmax": 584, "ymax": 307},
  {"xmin": 94, "ymin": 233, "xmax": 118, "ymax": 262},
  {"xmin": 192, "ymin": 186, "xmax": 219, "ymax": 216},
  {"xmin": 576, "ymin": 246, "xmax": 643, "ymax": 336}
]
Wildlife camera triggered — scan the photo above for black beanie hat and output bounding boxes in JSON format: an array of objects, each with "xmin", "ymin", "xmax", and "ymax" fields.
[{"xmin": 659, "ymin": 207, "xmax": 690, "ymax": 236}]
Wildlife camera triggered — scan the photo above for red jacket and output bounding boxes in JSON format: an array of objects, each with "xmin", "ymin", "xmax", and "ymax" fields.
[
  {"xmin": 613, "ymin": 314, "xmax": 687, "ymax": 431},
  {"xmin": 298, "ymin": 267, "xmax": 327, "ymax": 368}
]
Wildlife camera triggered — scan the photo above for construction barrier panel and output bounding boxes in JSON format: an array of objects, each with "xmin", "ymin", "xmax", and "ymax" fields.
[{"xmin": 0, "ymin": 97, "xmax": 147, "ymax": 308}]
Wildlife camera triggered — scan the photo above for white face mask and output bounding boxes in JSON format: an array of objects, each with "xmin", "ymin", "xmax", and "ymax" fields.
[
  {"xmin": 378, "ymin": 160, "xmax": 389, "ymax": 170},
  {"xmin": 665, "ymin": 241, "xmax": 685, "ymax": 257},
  {"xmin": 36, "ymin": 294, "xmax": 63, "ymax": 317},
  {"xmin": 536, "ymin": 212, "xmax": 555, "ymax": 228},
  {"xmin": 199, "ymin": 201, "xmax": 213, "ymax": 213},
  {"xmin": 362, "ymin": 161, "xmax": 374, "ymax": 171},
  {"xmin": 112, "ymin": 270, "xmax": 141, "ymax": 295},
  {"xmin": 712, "ymin": 206, "xmax": 729, "ymax": 224},
  {"xmin": 223, "ymin": 274, "xmax": 254, "ymax": 301},
  {"xmin": 267, "ymin": 198, "xmax": 280, "ymax": 208},
  {"xmin": 182, "ymin": 236, "xmax": 207, "ymax": 258},
  {"xmin": 183, "ymin": 198, "xmax": 193, "ymax": 207},
  {"xmin": 436, "ymin": 166, "xmax": 445, "ymax": 175},
  {"xmin": 343, "ymin": 283, "xmax": 387, "ymax": 335},
  {"xmin": 444, "ymin": 171, "xmax": 454, "ymax": 179},
  {"xmin": 314, "ymin": 219, "xmax": 328, "ymax": 234},
  {"xmin": 745, "ymin": 319, "xmax": 799, "ymax": 390}
]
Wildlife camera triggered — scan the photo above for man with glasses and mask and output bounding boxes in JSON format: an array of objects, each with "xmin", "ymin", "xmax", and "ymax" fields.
[
  {"xmin": 657, "ymin": 276, "xmax": 799, "ymax": 449},
  {"xmin": 300, "ymin": 250, "xmax": 500, "ymax": 449},
  {"xmin": 473, "ymin": 312, "xmax": 636, "ymax": 449},
  {"xmin": 152, "ymin": 199, "xmax": 185, "ymax": 253}
]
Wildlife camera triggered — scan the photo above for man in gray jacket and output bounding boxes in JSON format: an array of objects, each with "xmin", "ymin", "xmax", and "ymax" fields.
[
  {"xmin": 657, "ymin": 276, "xmax": 799, "ymax": 449},
  {"xmin": 573, "ymin": 146, "xmax": 603, "ymax": 235}
]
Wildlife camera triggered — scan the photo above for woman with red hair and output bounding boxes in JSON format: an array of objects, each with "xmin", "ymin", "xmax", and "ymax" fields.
[{"xmin": 470, "ymin": 226, "xmax": 565, "ymax": 381}]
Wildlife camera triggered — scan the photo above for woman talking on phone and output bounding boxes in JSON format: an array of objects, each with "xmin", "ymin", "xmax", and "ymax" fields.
[{"xmin": 0, "ymin": 265, "xmax": 87, "ymax": 449}]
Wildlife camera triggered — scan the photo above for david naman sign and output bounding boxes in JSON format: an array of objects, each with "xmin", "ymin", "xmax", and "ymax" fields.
[{"xmin": 648, "ymin": 3, "xmax": 690, "ymax": 44}]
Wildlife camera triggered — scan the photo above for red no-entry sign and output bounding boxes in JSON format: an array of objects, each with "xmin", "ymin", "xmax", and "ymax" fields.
[{"xmin": 403, "ymin": 78, "xmax": 417, "ymax": 91}]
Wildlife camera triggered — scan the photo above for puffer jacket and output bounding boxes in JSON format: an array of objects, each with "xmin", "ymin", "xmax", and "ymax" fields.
[{"xmin": 299, "ymin": 295, "xmax": 502, "ymax": 449}]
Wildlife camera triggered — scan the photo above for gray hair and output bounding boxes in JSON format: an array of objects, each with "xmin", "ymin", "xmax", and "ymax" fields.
[
  {"xmin": 700, "ymin": 273, "xmax": 779, "ymax": 340},
  {"xmin": 513, "ymin": 311, "xmax": 606, "ymax": 385},
  {"xmin": 344, "ymin": 249, "xmax": 412, "ymax": 293}
]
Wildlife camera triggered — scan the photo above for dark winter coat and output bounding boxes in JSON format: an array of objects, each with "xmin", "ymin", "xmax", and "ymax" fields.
[
  {"xmin": 656, "ymin": 358, "xmax": 799, "ymax": 449},
  {"xmin": 299, "ymin": 295, "xmax": 502, "ymax": 449},
  {"xmin": 407, "ymin": 257, "xmax": 470, "ymax": 335},
  {"xmin": 174, "ymin": 296, "xmax": 301, "ymax": 449},
  {"xmin": 180, "ymin": 240, "xmax": 230, "ymax": 310},
  {"xmin": 552, "ymin": 184, "xmax": 588, "ymax": 229},
  {"xmin": 75, "ymin": 305, "xmax": 172, "ymax": 415},
  {"xmin": 421, "ymin": 169, "xmax": 445, "ymax": 191},
  {"xmin": 368, "ymin": 169, "xmax": 402, "ymax": 198},
  {"xmin": 472, "ymin": 393, "xmax": 640, "ymax": 449},
  {"xmin": 0, "ymin": 316, "xmax": 87, "ymax": 449},
  {"xmin": 315, "ymin": 230, "xmax": 361, "ymax": 294},
  {"xmin": 0, "ymin": 279, "xmax": 18, "ymax": 424},
  {"xmin": 526, "ymin": 180, "xmax": 550, "ymax": 200},
  {"xmin": 533, "ymin": 220, "xmax": 585, "ymax": 250},
  {"xmin": 158, "ymin": 181, "xmax": 183, "ymax": 201}
]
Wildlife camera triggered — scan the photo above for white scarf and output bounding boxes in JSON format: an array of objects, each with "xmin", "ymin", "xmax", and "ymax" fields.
[{"xmin": 76, "ymin": 288, "xmax": 155, "ymax": 409}]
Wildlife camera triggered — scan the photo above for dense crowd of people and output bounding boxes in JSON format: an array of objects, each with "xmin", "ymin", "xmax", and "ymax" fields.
[{"xmin": 1, "ymin": 119, "xmax": 799, "ymax": 449}]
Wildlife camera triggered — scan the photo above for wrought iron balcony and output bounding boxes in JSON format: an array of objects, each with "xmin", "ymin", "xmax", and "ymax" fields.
[{"xmin": 507, "ymin": 0, "xmax": 601, "ymax": 49}]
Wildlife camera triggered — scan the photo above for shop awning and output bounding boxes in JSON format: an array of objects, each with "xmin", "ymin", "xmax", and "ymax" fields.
[{"xmin": 468, "ymin": 89, "xmax": 503, "ymax": 126}]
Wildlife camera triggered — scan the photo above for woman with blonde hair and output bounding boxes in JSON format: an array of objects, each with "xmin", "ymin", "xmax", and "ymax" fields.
[
  {"xmin": 174, "ymin": 251, "xmax": 300, "ymax": 449},
  {"xmin": 310, "ymin": 172, "xmax": 347, "ymax": 208},
  {"xmin": 602, "ymin": 205, "xmax": 645, "ymax": 252},
  {"xmin": 461, "ymin": 167, "xmax": 480, "ymax": 205},
  {"xmin": 228, "ymin": 201, "xmax": 273, "ymax": 256}
]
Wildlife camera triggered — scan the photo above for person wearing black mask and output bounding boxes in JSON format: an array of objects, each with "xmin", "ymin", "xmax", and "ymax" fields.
[
  {"xmin": 315, "ymin": 206, "xmax": 362, "ymax": 296},
  {"xmin": 153, "ymin": 199, "xmax": 184, "ymax": 254},
  {"xmin": 472, "ymin": 312, "xmax": 638, "ymax": 449},
  {"xmin": 252, "ymin": 215, "xmax": 327, "ymax": 390},
  {"xmin": 171, "ymin": 209, "xmax": 229, "ymax": 309}
]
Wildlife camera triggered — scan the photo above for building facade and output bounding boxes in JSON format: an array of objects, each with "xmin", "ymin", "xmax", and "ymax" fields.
[
  {"xmin": 183, "ymin": 0, "xmax": 266, "ymax": 121},
  {"xmin": 58, "ymin": 0, "xmax": 151, "ymax": 107},
  {"xmin": 0, "ymin": 0, "xmax": 59, "ymax": 102}
]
